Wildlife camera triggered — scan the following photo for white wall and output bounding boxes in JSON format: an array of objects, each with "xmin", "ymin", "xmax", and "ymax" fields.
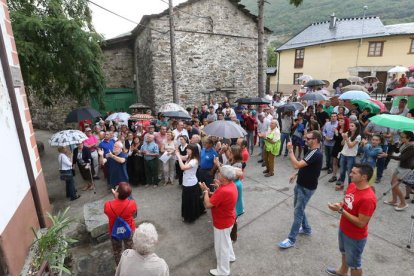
[{"xmin": 0, "ymin": 5, "xmax": 32, "ymax": 234}]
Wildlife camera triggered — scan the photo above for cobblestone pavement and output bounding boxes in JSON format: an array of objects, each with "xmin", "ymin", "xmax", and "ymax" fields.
[{"xmin": 36, "ymin": 130, "xmax": 414, "ymax": 276}]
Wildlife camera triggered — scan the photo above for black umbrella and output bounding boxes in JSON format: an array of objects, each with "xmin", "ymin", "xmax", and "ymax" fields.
[
  {"xmin": 304, "ymin": 79, "xmax": 325, "ymax": 87},
  {"xmin": 65, "ymin": 107, "xmax": 101, "ymax": 123},
  {"xmin": 333, "ymin": 78, "xmax": 351, "ymax": 89},
  {"xmin": 162, "ymin": 110, "xmax": 192, "ymax": 120},
  {"xmin": 277, "ymin": 104, "xmax": 296, "ymax": 113},
  {"xmin": 235, "ymin": 97, "xmax": 271, "ymax": 105}
]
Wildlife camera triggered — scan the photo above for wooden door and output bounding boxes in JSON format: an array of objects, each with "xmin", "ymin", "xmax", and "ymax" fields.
[{"xmin": 375, "ymin": 71, "xmax": 387, "ymax": 94}]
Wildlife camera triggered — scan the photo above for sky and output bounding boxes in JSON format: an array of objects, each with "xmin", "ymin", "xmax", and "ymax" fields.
[{"xmin": 88, "ymin": 0, "xmax": 187, "ymax": 39}]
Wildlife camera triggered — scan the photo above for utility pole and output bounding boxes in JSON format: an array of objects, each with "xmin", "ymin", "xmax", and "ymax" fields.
[
  {"xmin": 257, "ymin": 0, "xmax": 265, "ymax": 97},
  {"xmin": 168, "ymin": 0, "xmax": 179, "ymax": 104}
]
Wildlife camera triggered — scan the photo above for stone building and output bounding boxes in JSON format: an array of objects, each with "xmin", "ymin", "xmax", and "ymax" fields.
[{"xmin": 103, "ymin": 0, "xmax": 270, "ymax": 111}]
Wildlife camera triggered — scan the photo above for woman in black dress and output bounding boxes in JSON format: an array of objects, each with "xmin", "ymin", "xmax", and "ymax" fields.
[
  {"xmin": 175, "ymin": 135, "xmax": 189, "ymax": 186},
  {"xmin": 127, "ymin": 136, "xmax": 145, "ymax": 186},
  {"xmin": 73, "ymin": 143, "xmax": 94, "ymax": 191},
  {"xmin": 328, "ymin": 116, "xmax": 349, "ymax": 184}
]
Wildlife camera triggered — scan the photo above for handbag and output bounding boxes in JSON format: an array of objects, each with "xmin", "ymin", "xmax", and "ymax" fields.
[{"xmin": 59, "ymin": 170, "xmax": 73, "ymax": 181}]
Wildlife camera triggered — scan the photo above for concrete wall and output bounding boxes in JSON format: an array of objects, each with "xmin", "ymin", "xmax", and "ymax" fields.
[
  {"xmin": 135, "ymin": 0, "xmax": 266, "ymax": 110},
  {"xmin": 277, "ymin": 34, "xmax": 413, "ymax": 93},
  {"xmin": 0, "ymin": 1, "xmax": 51, "ymax": 275}
]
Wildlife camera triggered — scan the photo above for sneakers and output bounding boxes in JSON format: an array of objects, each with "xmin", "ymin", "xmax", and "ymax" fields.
[
  {"xmin": 298, "ymin": 227, "xmax": 312, "ymax": 236},
  {"xmin": 375, "ymin": 178, "xmax": 381, "ymax": 184},
  {"xmin": 325, "ymin": 267, "xmax": 344, "ymax": 275},
  {"xmin": 209, "ymin": 269, "xmax": 228, "ymax": 276},
  {"xmin": 278, "ymin": 238, "xmax": 295, "ymax": 249},
  {"xmin": 258, "ymin": 159, "xmax": 263, "ymax": 163},
  {"xmin": 328, "ymin": 176, "xmax": 337, "ymax": 183}
]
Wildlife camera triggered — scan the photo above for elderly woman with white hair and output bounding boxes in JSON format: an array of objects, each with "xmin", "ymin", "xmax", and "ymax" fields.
[
  {"xmin": 200, "ymin": 165, "xmax": 239, "ymax": 276},
  {"xmin": 115, "ymin": 223, "xmax": 169, "ymax": 276}
]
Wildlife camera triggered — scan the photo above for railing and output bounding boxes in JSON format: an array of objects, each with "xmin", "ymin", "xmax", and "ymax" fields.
[{"xmin": 36, "ymin": 261, "xmax": 50, "ymax": 276}]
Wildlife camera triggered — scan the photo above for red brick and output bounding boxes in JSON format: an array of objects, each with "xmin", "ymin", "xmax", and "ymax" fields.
[
  {"xmin": 10, "ymin": 36, "xmax": 16, "ymax": 52},
  {"xmin": 22, "ymin": 94, "xmax": 29, "ymax": 109},
  {"xmin": 12, "ymin": 51, "xmax": 19, "ymax": 65},
  {"xmin": 3, "ymin": 3, "xmax": 10, "ymax": 22},
  {"xmin": 30, "ymin": 134, "xmax": 36, "ymax": 148},
  {"xmin": 5, "ymin": 18, "xmax": 12, "ymax": 36},
  {"xmin": 24, "ymin": 108, "xmax": 31, "ymax": 122},
  {"xmin": 35, "ymin": 158, "xmax": 42, "ymax": 173},
  {"xmin": 28, "ymin": 121, "xmax": 34, "ymax": 136},
  {"xmin": 34, "ymin": 145, "xmax": 40, "ymax": 160}
]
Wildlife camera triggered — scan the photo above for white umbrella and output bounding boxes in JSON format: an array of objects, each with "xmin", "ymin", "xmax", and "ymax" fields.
[
  {"xmin": 159, "ymin": 103, "xmax": 186, "ymax": 113},
  {"xmin": 317, "ymin": 89, "xmax": 331, "ymax": 97},
  {"xmin": 388, "ymin": 66, "xmax": 409, "ymax": 73},
  {"xmin": 49, "ymin": 130, "xmax": 88, "ymax": 147},
  {"xmin": 347, "ymin": 76, "xmax": 364, "ymax": 83},
  {"xmin": 105, "ymin": 112, "xmax": 130, "ymax": 122},
  {"xmin": 203, "ymin": 121, "xmax": 247, "ymax": 138},
  {"xmin": 297, "ymin": 75, "xmax": 313, "ymax": 82}
]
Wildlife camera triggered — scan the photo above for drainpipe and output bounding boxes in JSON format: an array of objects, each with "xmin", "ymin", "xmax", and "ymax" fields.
[
  {"xmin": 0, "ymin": 27, "xmax": 46, "ymax": 228},
  {"xmin": 276, "ymin": 50, "xmax": 281, "ymax": 93}
]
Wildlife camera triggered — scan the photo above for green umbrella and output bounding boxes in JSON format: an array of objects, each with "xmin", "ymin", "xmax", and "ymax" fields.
[
  {"xmin": 351, "ymin": 99, "xmax": 380, "ymax": 114},
  {"xmin": 369, "ymin": 114, "xmax": 414, "ymax": 131}
]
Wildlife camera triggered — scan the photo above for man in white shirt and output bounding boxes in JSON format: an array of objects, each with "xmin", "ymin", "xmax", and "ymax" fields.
[
  {"xmin": 172, "ymin": 121, "xmax": 189, "ymax": 145},
  {"xmin": 390, "ymin": 98, "xmax": 409, "ymax": 116},
  {"xmin": 257, "ymin": 113, "xmax": 270, "ymax": 163},
  {"xmin": 408, "ymin": 72, "xmax": 414, "ymax": 83}
]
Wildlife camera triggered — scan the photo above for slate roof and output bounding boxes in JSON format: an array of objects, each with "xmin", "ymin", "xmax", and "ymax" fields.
[
  {"xmin": 277, "ymin": 17, "xmax": 413, "ymax": 51},
  {"xmin": 266, "ymin": 67, "xmax": 277, "ymax": 74}
]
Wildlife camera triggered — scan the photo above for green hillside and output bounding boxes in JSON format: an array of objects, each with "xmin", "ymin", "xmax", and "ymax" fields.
[{"xmin": 241, "ymin": 0, "xmax": 414, "ymax": 47}]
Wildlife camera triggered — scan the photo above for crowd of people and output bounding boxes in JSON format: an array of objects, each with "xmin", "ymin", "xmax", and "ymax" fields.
[{"xmin": 56, "ymin": 92, "xmax": 414, "ymax": 276}]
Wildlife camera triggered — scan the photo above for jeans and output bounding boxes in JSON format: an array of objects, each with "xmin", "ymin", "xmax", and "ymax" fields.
[
  {"xmin": 279, "ymin": 132, "xmax": 290, "ymax": 156},
  {"xmin": 259, "ymin": 137, "xmax": 265, "ymax": 156},
  {"xmin": 63, "ymin": 172, "xmax": 77, "ymax": 200},
  {"xmin": 339, "ymin": 155, "xmax": 356, "ymax": 183},
  {"xmin": 288, "ymin": 184, "xmax": 315, "ymax": 243},
  {"xmin": 338, "ymin": 229, "xmax": 367, "ymax": 269},
  {"xmin": 376, "ymin": 145, "xmax": 388, "ymax": 180},
  {"xmin": 324, "ymin": 145, "xmax": 334, "ymax": 169},
  {"xmin": 246, "ymin": 130, "xmax": 255, "ymax": 155}
]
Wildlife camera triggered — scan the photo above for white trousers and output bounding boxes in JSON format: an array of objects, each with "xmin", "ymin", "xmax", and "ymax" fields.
[
  {"xmin": 163, "ymin": 158, "xmax": 175, "ymax": 182},
  {"xmin": 91, "ymin": 150, "xmax": 99, "ymax": 177},
  {"xmin": 214, "ymin": 226, "xmax": 235, "ymax": 276}
]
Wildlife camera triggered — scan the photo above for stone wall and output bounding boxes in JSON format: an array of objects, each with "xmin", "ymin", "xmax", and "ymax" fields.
[
  {"xmin": 136, "ymin": 0, "xmax": 267, "ymax": 110},
  {"xmin": 102, "ymin": 45, "xmax": 134, "ymax": 89}
]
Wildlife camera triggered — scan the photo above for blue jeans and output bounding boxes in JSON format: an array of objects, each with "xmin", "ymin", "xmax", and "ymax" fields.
[
  {"xmin": 288, "ymin": 184, "xmax": 315, "ymax": 243},
  {"xmin": 279, "ymin": 132, "xmax": 290, "ymax": 156},
  {"xmin": 339, "ymin": 155, "xmax": 356, "ymax": 183},
  {"xmin": 338, "ymin": 229, "xmax": 367, "ymax": 269},
  {"xmin": 324, "ymin": 145, "xmax": 334, "ymax": 169},
  {"xmin": 376, "ymin": 145, "xmax": 388, "ymax": 180},
  {"xmin": 63, "ymin": 172, "xmax": 77, "ymax": 200}
]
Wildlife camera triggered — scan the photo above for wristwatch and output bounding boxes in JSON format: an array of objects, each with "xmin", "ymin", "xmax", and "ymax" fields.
[{"xmin": 338, "ymin": 207, "xmax": 344, "ymax": 214}]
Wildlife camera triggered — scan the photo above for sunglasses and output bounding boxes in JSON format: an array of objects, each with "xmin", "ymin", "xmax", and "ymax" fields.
[{"xmin": 306, "ymin": 137, "xmax": 316, "ymax": 141}]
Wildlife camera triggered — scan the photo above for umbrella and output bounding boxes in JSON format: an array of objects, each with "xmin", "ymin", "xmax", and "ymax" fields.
[
  {"xmin": 369, "ymin": 114, "xmax": 414, "ymax": 131},
  {"xmin": 342, "ymin": 85, "xmax": 368, "ymax": 92},
  {"xmin": 203, "ymin": 120, "xmax": 247, "ymax": 138},
  {"xmin": 297, "ymin": 75, "xmax": 313, "ymax": 82},
  {"xmin": 49, "ymin": 130, "xmax": 88, "ymax": 147},
  {"xmin": 363, "ymin": 76, "xmax": 378, "ymax": 83},
  {"xmin": 321, "ymin": 80, "xmax": 330, "ymax": 87},
  {"xmin": 388, "ymin": 66, "xmax": 409, "ymax": 73},
  {"xmin": 388, "ymin": 87, "xmax": 414, "ymax": 96},
  {"xmin": 159, "ymin": 103, "xmax": 186, "ymax": 113},
  {"xmin": 300, "ymin": 93, "xmax": 326, "ymax": 101},
  {"xmin": 351, "ymin": 99, "xmax": 380, "ymax": 114},
  {"xmin": 333, "ymin": 79, "xmax": 351, "ymax": 89},
  {"xmin": 347, "ymin": 76, "xmax": 364, "ymax": 83},
  {"xmin": 408, "ymin": 65, "xmax": 414, "ymax": 71},
  {"xmin": 368, "ymin": 99, "xmax": 387, "ymax": 112},
  {"xmin": 316, "ymin": 89, "xmax": 331, "ymax": 97},
  {"xmin": 130, "ymin": 114, "xmax": 154, "ymax": 121},
  {"xmin": 64, "ymin": 107, "xmax": 101, "ymax": 124},
  {"xmin": 105, "ymin": 112, "xmax": 130, "ymax": 122},
  {"xmin": 304, "ymin": 79, "xmax": 325, "ymax": 87},
  {"xmin": 277, "ymin": 102, "xmax": 304, "ymax": 113},
  {"xmin": 162, "ymin": 110, "xmax": 191, "ymax": 120},
  {"xmin": 235, "ymin": 97, "xmax": 271, "ymax": 105},
  {"xmin": 339, "ymin": 90, "xmax": 370, "ymax": 100}
]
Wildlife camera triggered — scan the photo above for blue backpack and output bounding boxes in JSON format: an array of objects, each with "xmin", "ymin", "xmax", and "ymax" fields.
[{"xmin": 109, "ymin": 201, "xmax": 132, "ymax": 240}]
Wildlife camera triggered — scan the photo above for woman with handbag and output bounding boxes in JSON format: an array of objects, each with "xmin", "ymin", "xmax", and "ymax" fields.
[
  {"xmin": 57, "ymin": 146, "xmax": 80, "ymax": 201},
  {"xmin": 73, "ymin": 143, "xmax": 95, "ymax": 191}
]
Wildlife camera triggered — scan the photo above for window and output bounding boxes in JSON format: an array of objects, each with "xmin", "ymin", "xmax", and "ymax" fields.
[
  {"xmin": 294, "ymin": 49, "xmax": 304, "ymax": 68},
  {"xmin": 293, "ymin": 73, "xmax": 303, "ymax": 85},
  {"xmin": 409, "ymin": 39, "xmax": 414, "ymax": 54},
  {"xmin": 368, "ymin": 42, "xmax": 384, "ymax": 57}
]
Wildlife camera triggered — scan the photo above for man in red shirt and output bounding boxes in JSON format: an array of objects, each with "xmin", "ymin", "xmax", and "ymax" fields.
[
  {"xmin": 104, "ymin": 182, "xmax": 138, "ymax": 264},
  {"xmin": 200, "ymin": 165, "xmax": 238, "ymax": 276},
  {"xmin": 326, "ymin": 164, "xmax": 376, "ymax": 276},
  {"xmin": 241, "ymin": 110, "xmax": 257, "ymax": 155}
]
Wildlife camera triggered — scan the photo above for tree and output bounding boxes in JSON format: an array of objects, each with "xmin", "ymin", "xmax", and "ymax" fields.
[
  {"xmin": 8, "ymin": 0, "xmax": 105, "ymax": 106},
  {"xmin": 258, "ymin": 0, "xmax": 303, "ymax": 97},
  {"xmin": 267, "ymin": 46, "xmax": 277, "ymax": 67}
]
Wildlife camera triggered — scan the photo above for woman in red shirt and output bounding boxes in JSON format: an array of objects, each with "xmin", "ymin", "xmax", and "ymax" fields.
[
  {"xmin": 104, "ymin": 182, "xmax": 138, "ymax": 265},
  {"xmin": 200, "ymin": 165, "xmax": 238, "ymax": 276}
]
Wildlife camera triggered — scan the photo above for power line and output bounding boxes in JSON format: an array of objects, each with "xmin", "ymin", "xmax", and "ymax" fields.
[{"xmin": 87, "ymin": 0, "xmax": 167, "ymax": 34}]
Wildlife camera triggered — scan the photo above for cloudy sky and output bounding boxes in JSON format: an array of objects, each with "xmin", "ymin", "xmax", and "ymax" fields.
[{"xmin": 89, "ymin": 0, "xmax": 187, "ymax": 39}]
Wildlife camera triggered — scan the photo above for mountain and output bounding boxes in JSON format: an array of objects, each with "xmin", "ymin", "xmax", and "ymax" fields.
[{"xmin": 241, "ymin": 0, "xmax": 414, "ymax": 47}]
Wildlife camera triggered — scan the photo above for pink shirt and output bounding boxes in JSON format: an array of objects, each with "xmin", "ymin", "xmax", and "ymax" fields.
[
  {"xmin": 154, "ymin": 132, "xmax": 167, "ymax": 148},
  {"xmin": 83, "ymin": 135, "xmax": 98, "ymax": 151}
]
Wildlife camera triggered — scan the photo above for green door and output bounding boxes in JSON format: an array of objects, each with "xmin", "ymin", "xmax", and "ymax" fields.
[{"xmin": 92, "ymin": 88, "xmax": 136, "ymax": 114}]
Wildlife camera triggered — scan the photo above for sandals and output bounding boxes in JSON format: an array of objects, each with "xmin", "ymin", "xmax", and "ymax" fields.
[{"xmin": 383, "ymin": 201, "xmax": 398, "ymax": 206}]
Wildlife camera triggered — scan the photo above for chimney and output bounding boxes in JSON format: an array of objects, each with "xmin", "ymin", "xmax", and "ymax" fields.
[{"xmin": 329, "ymin": 13, "xmax": 337, "ymax": 30}]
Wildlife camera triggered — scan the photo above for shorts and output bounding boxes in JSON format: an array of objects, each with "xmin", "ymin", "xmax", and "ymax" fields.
[
  {"xmin": 394, "ymin": 167, "xmax": 412, "ymax": 180},
  {"xmin": 338, "ymin": 229, "xmax": 367, "ymax": 269}
]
